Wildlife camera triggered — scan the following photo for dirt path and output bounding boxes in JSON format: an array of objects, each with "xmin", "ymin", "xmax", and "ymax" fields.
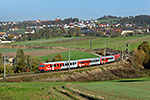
[{"xmin": 5, "ymin": 49, "xmax": 70, "ymax": 57}]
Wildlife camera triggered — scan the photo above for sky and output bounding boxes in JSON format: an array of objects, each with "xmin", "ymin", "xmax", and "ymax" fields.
[{"xmin": 0, "ymin": 0, "xmax": 150, "ymax": 21}]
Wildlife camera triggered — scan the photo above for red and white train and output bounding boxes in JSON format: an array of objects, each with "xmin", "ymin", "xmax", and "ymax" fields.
[{"xmin": 39, "ymin": 54, "xmax": 121, "ymax": 72}]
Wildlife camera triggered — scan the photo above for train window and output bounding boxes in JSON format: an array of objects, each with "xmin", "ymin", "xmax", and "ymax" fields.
[
  {"xmin": 50, "ymin": 65, "xmax": 52, "ymax": 67},
  {"xmin": 65, "ymin": 63, "xmax": 67, "ymax": 66},
  {"xmin": 63, "ymin": 63, "xmax": 64, "ymax": 66},
  {"xmin": 40, "ymin": 65, "xmax": 45, "ymax": 67},
  {"xmin": 109, "ymin": 57, "xmax": 113, "ymax": 60},
  {"xmin": 57, "ymin": 64, "xmax": 59, "ymax": 67},
  {"xmin": 75, "ymin": 62, "xmax": 76, "ymax": 64},
  {"xmin": 54, "ymin": 64, "xmax": 56, "ymax": 67}
]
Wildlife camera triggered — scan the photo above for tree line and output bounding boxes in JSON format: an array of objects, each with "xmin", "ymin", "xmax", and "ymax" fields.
[{"xmin": 0, "ymin": 49, "xmax": 64, "ymax": 74}]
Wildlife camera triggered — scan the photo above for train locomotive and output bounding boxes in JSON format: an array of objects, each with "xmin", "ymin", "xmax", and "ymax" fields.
[{"xmin": 39, "ymin": 54, "xmax": 121, "ymax": 72}]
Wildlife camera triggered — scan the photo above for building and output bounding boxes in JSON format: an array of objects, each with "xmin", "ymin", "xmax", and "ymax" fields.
[{"xmin": 25, "ymin": 29, "xmax": 35, "ymax": 34}]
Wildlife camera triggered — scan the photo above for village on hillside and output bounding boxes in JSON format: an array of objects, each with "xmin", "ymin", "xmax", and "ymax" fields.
[{"xmin": 0, "ymin": 15, "xmax": 150, "ymax": 42}]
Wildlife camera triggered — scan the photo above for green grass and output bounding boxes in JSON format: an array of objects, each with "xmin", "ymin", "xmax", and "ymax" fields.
[
  {"xmin": 0, "ymin": 77, "xmax": 150, "ymax": 100},
  {"xmin": 7, "ymin": 35, "xmax": 150, "ymax": 52},
  {"xmin": 36, "ymin": 50, "xmax": 99, "ymax": 61},
  {"xmin": 69, "ymin": 77, "xmax": 150, "ymax": 100}
]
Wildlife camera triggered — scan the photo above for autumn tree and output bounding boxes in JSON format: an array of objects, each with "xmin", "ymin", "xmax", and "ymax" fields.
[
  {"xmin": 16, "ymin": 49, "xmax": 26, "ymax": 72},
  {"xmin": 52, "ymin": 54, "xmax": 64, "ymax": 62},
  {"xmin": 138, "ymin": 41, "xmax": 150, "ymax": 68},
  {"xmin": 7, "ymin": 34, "xmax": 14, "ymax": 41},
  {"xmin": 132, "ymin": 41, "xmax": 150, "ymax": 69},
  {"xmin": 30, "ymin": 57, "xmax": 42, "ymax": 72}
]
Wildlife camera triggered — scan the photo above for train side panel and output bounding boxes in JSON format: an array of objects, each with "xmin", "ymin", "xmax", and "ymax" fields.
[
  {"xmin": 77, "ymin": 58, "xmax": 100, "ymax": 67},
  {"xmin": 100, "ymin": 55, "xmax": 115, "ymax": 64}
]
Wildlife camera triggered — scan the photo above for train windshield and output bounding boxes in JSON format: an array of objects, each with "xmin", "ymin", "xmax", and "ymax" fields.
[{"xmin": 39, "ymin": 65, "xmax": 45, "ymax": 67}]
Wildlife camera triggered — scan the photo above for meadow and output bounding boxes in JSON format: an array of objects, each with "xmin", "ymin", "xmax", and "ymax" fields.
[
  {"xmin": 0, "ymin": 77, "xmax": 150, "ymax": 100},
  {"xmin": 8, "ymin": 35, "xmax": 150, "ymax": 52},
  {"xmin": 36, "ymin": 50, "xmax": 99, "ymax": 61}
]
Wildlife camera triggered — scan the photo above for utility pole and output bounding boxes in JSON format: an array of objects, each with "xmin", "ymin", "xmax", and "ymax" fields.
[
  {"xmin": 116, "ymin": 41, "xmax": 118, "ymax": 53},
  {"xmin": 31, "ymin": 38, "xmax": 33, "ymax": 47},
  {"xmin": 68, "ymin": 51, "xmax": 70, "ymax": 72},
  {"xmin": 21, "ymin": 38, "xmax": 22, "ymax": 45},
  {"xmin": 75, "ymin": 39, "xmax": 76, "ymax": 48},
  {"xmin": 40, "ymin": 38, "xmax": 42, "ymax": 46},
  {"xmin": 4, "ymin": 54, "xmax": 6, "ymax": 79},
  {"xmin": 104, "ymin": 41, "xmax": 106, "ymax": 67},
  {"xmin": 122, "ymin": 46, "xmax": 124, "ymax": 62},
  {"xmin": 90, "ymin": 39, "xmax": 92, "ymax": 49},
  {"xmin": 108, "ymin": 35, "xmax": 110, "ymax": 44},
  {"xmin": 69, "ymin": 40, "xmax": 70, "ymax": 48}
]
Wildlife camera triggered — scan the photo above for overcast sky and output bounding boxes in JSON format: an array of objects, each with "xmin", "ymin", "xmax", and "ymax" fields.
[{"xmin": 0, "ymin": 0, "xmax": 150, "ymax": 21}]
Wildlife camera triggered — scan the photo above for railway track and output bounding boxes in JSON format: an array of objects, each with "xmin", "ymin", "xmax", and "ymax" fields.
[{"xmin": 0, "ymin": 60, "xmax": 123, "ymax": 80}]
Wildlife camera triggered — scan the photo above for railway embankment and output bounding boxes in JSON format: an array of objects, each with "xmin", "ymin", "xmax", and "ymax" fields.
[{"xmin": 1, "ymin": 60, "xmax": 149, "ymax": 82}]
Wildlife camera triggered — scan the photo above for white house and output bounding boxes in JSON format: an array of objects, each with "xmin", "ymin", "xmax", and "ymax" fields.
[
  {"xmin": 121, "ymin": 28, "xmax": 133, "ymax": 35},
  {"xmin": 25, "ymin": 29, "xmax": 35, "ymax": 34}
]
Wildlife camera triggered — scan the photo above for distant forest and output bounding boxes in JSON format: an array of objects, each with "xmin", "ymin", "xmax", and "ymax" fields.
[{"xmin": 97, "ymin": 15, "xmax": 150, "ymax": 26}]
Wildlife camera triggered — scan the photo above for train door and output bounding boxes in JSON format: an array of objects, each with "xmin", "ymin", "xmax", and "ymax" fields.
[{"xmin": 52, "ymin": 64, "xmax": 54, "ymax": 70}]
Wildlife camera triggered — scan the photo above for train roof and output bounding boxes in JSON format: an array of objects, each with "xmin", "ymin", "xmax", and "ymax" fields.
[
  {"xmin": 42, "ymin": 60, "xmax": 77, "ymax": 64},
  {"xmin": 100, "ymin": 55, "xmax": 114, "ymax": 58},
  {"xmin": 77, "ymin": 57, "xmax": 100, "ymax": 61}
]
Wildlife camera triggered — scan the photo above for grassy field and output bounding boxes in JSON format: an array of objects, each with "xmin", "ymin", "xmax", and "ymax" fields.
[
  {"xmin": 97, "ymin": 18, "xmax": 120, "ymax": 24},
  {"xmin": 36, "ymin": 50, "xmax": 99, "ymax": 61},
  {"xmin": 0, "ymin": 77, "xmax": 150, "ymax": 100},
  {"xmin": 7, "ymin": 35, "xmax": 150, "ymax": 52},
  {"xmin": 67, "ymin": 77, "xmax": 150, "ymax": 99}
]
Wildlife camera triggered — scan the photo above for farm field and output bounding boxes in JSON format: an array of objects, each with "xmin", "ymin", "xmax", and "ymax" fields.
[
  {"xmin": 7, "ymin": 35, "xmax": 150, "ymax": 52},
  {"xmin": 68, "ymin": 77, "xmax": 150, "ymax": 99},
  {"xmin": 36, "ymin": 50, "xmax": 99, "ymax": 61},
  {"xmin": 0, "ymin": 48, "xmax": 98, "ymax": 61},
  {"xmin": 0, "ymin": 77, "xmax": 150, "ymax": 100},
  {"xmin": 0, "ymin": 48, "xmax": 69, "ymax": 57}
]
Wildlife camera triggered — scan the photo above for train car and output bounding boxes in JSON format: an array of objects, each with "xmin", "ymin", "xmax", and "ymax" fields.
[
  {"xmin": 39, "ymin": 53, "xmax": 121, "ymax": 72},
  {"xmin": 114, "ymin": 54, "xmax": 121, "ymax": 61},
  {"xmin": 39, "ymin": 60, "xmax": 78, "ymax": 72},
  {"xmin": 77, "ymin": 57, "xmax": 100, "ymax": 67},
  {"xmin": 100, "ymin": 55, "xmax": 115, "ymax": 64}
]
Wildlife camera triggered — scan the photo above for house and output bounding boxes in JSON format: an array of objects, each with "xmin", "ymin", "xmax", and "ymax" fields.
[
  {"xmin": 0, "ymin": 32, "xmax": 7, "ymax": 39},
  {"xmin": 121, "ymin": 28, "xmax": 133, "ymax": 35},
  {"xmin": 99, "ymin": 24, "xmax": 108, "ymax": 27},
  {"xmin": 11, "ymin": 33, "xmax": 21, "ymax": 39},
  {"xmin": 25, "ymin": 29, "xmax": 35, "ymax": 34}
]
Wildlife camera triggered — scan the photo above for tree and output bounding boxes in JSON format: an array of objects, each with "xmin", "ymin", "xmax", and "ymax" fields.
[
  {"xmin": 16, "ymin": 49, "xmax": 26, "ymax": 72},
  {"xmin": 60, "ymin": 26, "xmax": 66, "ymax": 34},
  {"xmin": 52, "ymin": 54, "xmax": 64, "ymax": 62},
  {"xmin": 132, "ymin": 41, "xmax": 150, "ymax": 69},
  {"xmin": 0, "ymin": 52, "xmax": 2, "ymax": 65},
  {"xmin": 26, "ymin": 55, "xmax": 31, "ymax": 72},
  {"xmin": 30, "ymin": 57, "xmax": 42, "ymax": 72},
  {"xmin": 7, "ymin": 34, "xmax": 14, "ymax": 41}
]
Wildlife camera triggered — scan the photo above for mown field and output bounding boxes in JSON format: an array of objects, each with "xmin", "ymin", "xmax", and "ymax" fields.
[
  {"xmin": 8, "ymin": 35, "xmax": 150, "ymax": 52},
  {"xmin": 0, "ymin": 77, "xmax": 150, "ymax": 100},
  {"xmin": 36, "ymin": 50, "xmax": 99, "ymax": 61}
]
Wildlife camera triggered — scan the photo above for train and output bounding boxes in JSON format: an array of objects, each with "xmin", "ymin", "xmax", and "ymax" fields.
[{"xmin": 39, "ymin": 54, "xmax": 121, "ymax": 72}]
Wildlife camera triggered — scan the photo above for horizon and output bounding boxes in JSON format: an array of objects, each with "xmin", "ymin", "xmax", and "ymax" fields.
[
  {"xmin": 1, "ymin": 14, "xmax": 150, "ymax": 22},
  {"xmin": 0, "ymin": 0, "xmax": 150, "ymax": 22}
]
